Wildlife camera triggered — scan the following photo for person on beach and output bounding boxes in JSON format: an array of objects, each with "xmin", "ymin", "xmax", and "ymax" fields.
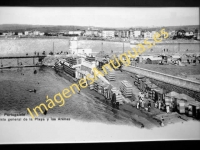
[
  {"xmin": 44, "ymin": 109, "xmax": 47, "ymax": 115},
  {"xmin": 166, "ymin": 105, "xmax": 170, "ymax": 113},
  {"xmin": 161, "ymin": 116, "xmax": 164, "ymax": 126},
  {"xmin": 141, "ymin": 100, "xmax": 144, "ymax": 109},
  {"xmin": 136, "ymin": 101, "xmax": 140, "ymax": 109},
  {"xmin": 139, "ymin": 99, "xmax": 142, "ymax": 109},
  {"xmin": 158, "ymin": 100, "xmax": 161, "ymax": 110},
  {"xmin": 148, "ymin": 101, "xmax": 151, "ymax": 112},
  {"xmin": 34, "ymin": 70, "xmax": 37, "ymax": 74},
  {"xmin": 155, "ymin": 101, "xmax": 158, "ymax": 108}
]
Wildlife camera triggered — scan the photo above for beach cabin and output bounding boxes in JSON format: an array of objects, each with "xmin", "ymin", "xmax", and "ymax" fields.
[
  {"xmin": 171, "ymin": 55, "xmax": 181, "ymax": 64},
  {"xmin": 54, "ymin": 60, "xmax": 63, "ymax": 72},
  {"xmin": 146, "ymin": 57, "xmax": 162, "ymax": 64},
  {"xmin": 103, "ymin": 84, "xmax": 112, "ymax": 100},
  {"xmin": 179, "ymin": 93, "xmax": 199, "ymax": 118},
  {"xmin": 138, "ymin": 55, "xmax": 154, "ymax": 64},
  {"xmin": 111, "ymin": 87, "xmax": 124, "ymax": 105},
  {"xmin": 165, "ymin": 91, "xmax": 189, "ymax": 113},
  {"xmin": 186, "ymin": 101, "xmax": 200, "ymax": 119},
  {"xmin": 165, "ymin": 91, "xmax": 180, "ymax": 112},
  {"xmin": 152, "ymin": 87, "xmax": 165, "ymax": 102},
  {"xmin": 143, "ymin": 79, "xmax": 152, "ymax": 97},
  {"xmin": 158, "ymin": 55, "xmax": 168, "ymax": 64},
  {"xmin": 138, "ymin": 77, "xmax": 147, "ymax": 92},
  {"xmin": 146, "ymin": 84, "xmax": 158, "ymax": 100},
  {"xmin": 177, "ymin": 99, "xmax": 187, "ymax": 114},
  {"xmin": 133, "ymin": 74, "xmax": 145, "ymax": 90}
]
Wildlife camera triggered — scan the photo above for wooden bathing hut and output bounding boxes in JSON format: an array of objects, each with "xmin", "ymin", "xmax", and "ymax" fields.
[
  {"xmin": 134, "ymin": 74, "xmax": 146, "ymax": 90},
  {"xmin": 179, "ymin": 93, "xmax": 199, "ymax": 118},
  {"xmin": 110, "ymin": 87, "xmax": 124, "ymax": 105},
  {"xmin": 146, "ymin": 84, "xmax": 159, "ymax": 101},
  {"xmin": 152, "ymin": 88, "xmax": 166, "ymax": 102},
  {"xmin": 186, "ymin": 100, "xmax": 200, "ymax": 119},
  {"xmin": 165, "ymin": 91, "xmax": 180, "ymax": 112}
]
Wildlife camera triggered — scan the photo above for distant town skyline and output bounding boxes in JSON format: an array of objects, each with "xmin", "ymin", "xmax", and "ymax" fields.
[{"xmin": 0, "ymin": 7, "xmax": 199, "ymax": 28}]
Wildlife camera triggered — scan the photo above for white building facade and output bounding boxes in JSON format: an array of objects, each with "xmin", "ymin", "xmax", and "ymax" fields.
[
  {"xmin": 134, "ymin": 30, "xmax": 141, "ymax": 38},
  {"xmin": 102, "ymin": 30, "xmax": 115, "ymax": 38}
]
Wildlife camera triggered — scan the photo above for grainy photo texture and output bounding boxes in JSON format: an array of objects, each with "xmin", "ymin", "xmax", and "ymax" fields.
[{"xmin": 0, "ymin": 7, "xmax": 200, "ymax": 143}]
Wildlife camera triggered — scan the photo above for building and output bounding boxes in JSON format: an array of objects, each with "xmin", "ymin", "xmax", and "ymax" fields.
[
  {"xmin": 121, "ymin": 31, "xmax": 126, "ymax": 38},
  {"xmin": 39, "ymin": 32, "xmax": 45, "ymax": 36},
  {"xmin": 84, "ymin": 30, "xmax": 93, "ymax": 36},
  {"xmin": 140, "ymin": 55, "xmax": 154, "ymax": 62},
  {"xmin": 144, "ymin": 31, "xmax": 152, "ymax": 39},
  {"xmin": 184, "ymin": 30, "xmax": 194, "ymax": 39},
  {"xmin": 33, "ymin": 30, "xmax": 40, "ymax": 36},
  {"xmin": 3, "ymin": 32, "xmax": 13, "ymax": 36},
  {"xmin": 114, "ymin": 31, "xmax": 119, "ymax": 37},
  {"xmin": 83, "ymin": 30, "xmax": 99, "ymax": 37},
  {"xmin": 2, "ymin": 32, "xmax": 7, "ymax": 36},
  {"xmin": 146, "ymin": 57, "xmax": 162, "ymax": 64},
  {"xmin": 18, "ymin": 32, "xmax": 23, "ymax": 36},
  {"xmin": 129, "ymin": 29, "xmax": 134, "ymax": 38},
  {"xmin": 168, "ymin": 31, "xmax": 176, "ymax": 38},
  {"xmin": 151, "ymin": 31, "xmax": 157, "ymax": 38},
  {"xmin": 197, "ymin": 33, "xmax": 200, "ymax": 40},
  {"xmin": 134, "ymin": 30, "xmax": 141, "ymax": 38},
  {"xmin": 185, "ymin": 31, "xmax": 194, "ymax": 36},
  {"xmin": 102, "ymin": 30, "xmax": 115, "ymax": 38},
  {"xmin": 118, "ymin": 30, "xmax": 122, "ymax": 38},
  {"xmin": 97, "ymin": 31, "xmax": 102, "ymax": 37},
  {"xmin": 125, "ymin": 30, "xmax": 129, "ymax": 38},
  {"xmin": 24, "ymin": 31, "xmax": 29, "ymax": 36},
  {"xmin": 68, "ymin": 31, "xmax": 83, "ymax": 36}
]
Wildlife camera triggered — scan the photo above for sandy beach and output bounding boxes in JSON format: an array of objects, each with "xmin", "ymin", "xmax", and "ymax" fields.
[{"xmin": 0, "ymin": 67, "xmax": 135, "ymax": 125}]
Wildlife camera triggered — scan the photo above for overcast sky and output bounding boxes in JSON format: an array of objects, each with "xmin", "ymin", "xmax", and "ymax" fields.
[{"xmin": 0, "ymin": 7, "xmax": 199, "ymax": 27}]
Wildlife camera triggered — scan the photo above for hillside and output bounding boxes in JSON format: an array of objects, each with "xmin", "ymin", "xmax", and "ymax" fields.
[
  {"xmin": 0, "ymin": 24, "xmax": 91, "ymax": 32},
  {"xmin": 0, "ymin": 24, "xmax": 199, "ymax": 32}
]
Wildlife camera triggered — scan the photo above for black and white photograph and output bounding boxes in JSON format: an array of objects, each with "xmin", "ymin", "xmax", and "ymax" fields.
[{"xmin": 0, "ymin": 7, "xmax": 200, "ymax": 143}]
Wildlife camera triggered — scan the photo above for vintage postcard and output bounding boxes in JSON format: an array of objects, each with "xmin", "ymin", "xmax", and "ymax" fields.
[{"xmin": 0, "ymin": 7, "xmax": 200, "ymax": 143}]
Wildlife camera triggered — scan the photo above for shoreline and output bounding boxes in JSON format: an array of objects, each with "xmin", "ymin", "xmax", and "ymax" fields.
[{"xmin": 0, "ymin": 36, "xmax": 200, "ymax": 44}]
